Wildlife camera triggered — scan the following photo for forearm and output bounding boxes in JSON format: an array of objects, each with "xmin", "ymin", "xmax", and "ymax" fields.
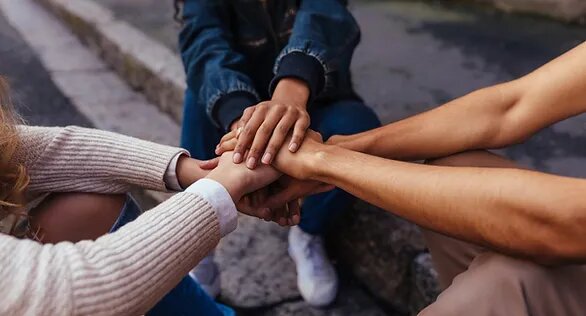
[
  {"xmin": 331, "ymin": 83, "xmax": 525, "ymax": 160},
  {"xmin": 180, "ymin": 1, "xmax": 259, "ymax": 130},
  {"xmin": 17, "ymin": 126, "xmax": 186, "ymax": 194},
  {"xmin": 310, "ymin": 145, "xmax": 586, "ymax": 264},
  {"xmin": 333, "ymin": 42, "xmax": 586, "ymax": 161},
  {"xmin": 0, "ymin": 192, "xmax": 222, "ymax": 315}
]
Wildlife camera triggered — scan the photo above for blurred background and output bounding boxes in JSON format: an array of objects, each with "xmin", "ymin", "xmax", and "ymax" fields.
[{"xmin": 1, "ymin": 0, "xmax": 585, "ymax": 315}]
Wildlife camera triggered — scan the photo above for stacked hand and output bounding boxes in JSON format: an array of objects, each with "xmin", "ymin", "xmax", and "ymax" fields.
[
  {"xmin": 223, "ymin": 78, "xmax": 311, "ymax": 169},
  {"xmin": 179, "ymin": 152, "xmax": 303, "ymax": 225},
  {"xmin": 187, "ymin": 78, "xmax": 335, "ymax": 226},
  {"xmin": 216, "ymin": 129, "xmax": 334, "ymax": 220}
]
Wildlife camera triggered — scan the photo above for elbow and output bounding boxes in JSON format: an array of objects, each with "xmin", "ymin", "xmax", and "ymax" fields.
[
  {"xmin": 472, "ymin": 81, "xmax": 529, "ymax": 149},
  {"xmin": 527, "ymin": 207, "xmax": 586, "ymax": 266}
]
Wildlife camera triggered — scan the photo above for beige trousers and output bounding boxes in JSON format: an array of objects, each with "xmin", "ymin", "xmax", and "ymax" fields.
[{"xmin": 418, "ymin": 151, "xmax": 586, "ymax": 316}]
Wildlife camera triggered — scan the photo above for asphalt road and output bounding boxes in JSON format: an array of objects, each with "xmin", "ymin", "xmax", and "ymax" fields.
[{"xmin": 0, "ymin": 9, "xmax": 90, "ymax": 127}]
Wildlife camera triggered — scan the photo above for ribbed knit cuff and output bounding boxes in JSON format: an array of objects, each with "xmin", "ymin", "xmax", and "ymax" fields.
[{"xmin": 213, "ymin": 91, "xmax": 259, "ymax": 132}]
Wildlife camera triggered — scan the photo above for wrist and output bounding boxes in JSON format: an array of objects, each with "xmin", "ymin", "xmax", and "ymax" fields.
[
  {"xmin": 205, "ymin": 170, "xmax": 246, "ymax": 202},
  {"xmin": 272, "ymin": 78, "xmax": 310, "ymax": 109},
  {"xmin": 177, "ymin": 156, "xmax": 207, "ymax": 189},
  {"xmin": 327, "ymin": 133, "xmax": 372, "ymax": 154},
  {"xmin": 303, "ymin": 143, "xmax": 336, "ymax": 181}
]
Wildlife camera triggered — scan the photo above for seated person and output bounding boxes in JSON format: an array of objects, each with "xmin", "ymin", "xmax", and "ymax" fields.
[
  {"xmin": 0, "ymin": 77, "xmax": 294, "ymax": 315},
  {"xmin": 176, "ymin": 0, "xmax": 380, "ymax": 306},
  {"xmin": 219, "ymin": 41, "xmax": 586, "ymax": 315}
]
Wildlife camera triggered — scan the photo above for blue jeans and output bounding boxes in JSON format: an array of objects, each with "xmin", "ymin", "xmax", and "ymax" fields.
[
  {"xmin": 181, "ymin": 90, "xmax": 381, "ymax": 235},
  {"xmin": 110, "ymin": 196, "xmax": 235, "ymax": 316}
]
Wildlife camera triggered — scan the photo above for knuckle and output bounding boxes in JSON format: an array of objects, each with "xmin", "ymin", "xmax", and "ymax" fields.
[
  {"xmin": 257, "ymin": 124, "xmax": 271, "ymax": 135},
  {"xmin": 276, "ymin": 124, "xmax": 289, "ymax": 134},
  {"xmin": 242, "ymin": 125, "xmax": 255, "ymax": 136},
  {"xmin": 243, "ymin": 107, "xmax": 254, "ymax": 116}
]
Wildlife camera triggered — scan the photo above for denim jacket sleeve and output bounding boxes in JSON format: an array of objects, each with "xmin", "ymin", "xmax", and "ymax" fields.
[
  {"xmin": 269, "ymin": 0, "xmax": 360, "ymax": 104},
  {"xmin": 179, "ymin": 0, "xmax": 259, "ymax": 131}
]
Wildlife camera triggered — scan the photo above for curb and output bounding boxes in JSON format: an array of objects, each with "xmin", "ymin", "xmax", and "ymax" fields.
[{"xmin": 36, "ymin": 0, "xmax": 186, "ymax": 123}]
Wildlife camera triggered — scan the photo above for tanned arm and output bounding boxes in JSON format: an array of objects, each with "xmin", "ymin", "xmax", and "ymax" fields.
[
  {"xmin": 331, "ymin": 41, "xmax": 586, "ymax": 160},
  {"xmin": 275, "ymin": 136, "xmax": 586, "ymax": 266}
]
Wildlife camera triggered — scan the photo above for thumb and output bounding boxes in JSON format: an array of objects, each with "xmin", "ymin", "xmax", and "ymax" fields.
[{"xmin": 198, "ymin": 157, "xmax": 219, "ymax": 170}]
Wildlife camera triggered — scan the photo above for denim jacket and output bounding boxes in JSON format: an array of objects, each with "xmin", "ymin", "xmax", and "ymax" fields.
[{"xmin": 179, "ymin": 0, "xmax": 361, "ymax": 131}]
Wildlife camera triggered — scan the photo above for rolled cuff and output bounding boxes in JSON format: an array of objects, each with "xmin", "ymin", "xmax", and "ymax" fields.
[
  {"xmin": 185, "ymin": 179, "xmax": 238, "ymax": 237},
  {"xmin": 269, "ymin": 52, "xmax": 325, "ymax": 105},
  {"xmin": 213, "ymin": 91, "xmax": 259, "ymax": 132}
]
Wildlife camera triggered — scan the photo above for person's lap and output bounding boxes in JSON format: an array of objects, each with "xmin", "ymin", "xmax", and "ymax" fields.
[{"xmin": 420, "ymin": 150, "xmax": 586, "ymax": 315}]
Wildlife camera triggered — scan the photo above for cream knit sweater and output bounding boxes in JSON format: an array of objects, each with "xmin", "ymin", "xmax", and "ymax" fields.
[{"xmin": 1, "ymin": 126, "xmax": 222, "ymax": 315}]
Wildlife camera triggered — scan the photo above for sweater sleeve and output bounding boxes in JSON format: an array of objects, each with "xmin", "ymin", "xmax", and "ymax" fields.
[
  {"xmin": 0, "ymin": 191, "xmax": 222, "ymax": 315},
  {"xmin": 13, "ymin": 125, "xmax": 187, "ymax": 194}
]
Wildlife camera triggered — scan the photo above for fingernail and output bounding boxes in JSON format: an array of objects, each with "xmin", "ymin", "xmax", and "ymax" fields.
[
  {"xmin": 246, "ymin": 156, "xmax": 256, "ymax": 169},
  {"xmin": 233, "ymin": 152, "xmax": 242, "ymax": 163},
  {"xmin": 289, "ymin": 142, "xmax": 298, "ymax": 152},
  {"xmin": 261, "ymin": 152, "xmax": 272, "ymax": 164},
  {"xmin": 215, "ymin": 147, "xmax": 220, "ymax": 155}
]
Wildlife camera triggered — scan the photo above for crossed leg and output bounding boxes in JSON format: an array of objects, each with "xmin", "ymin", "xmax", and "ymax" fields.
[
  {"xmin": 419, "ymin": 151, "xmax": 586, "ymax": 316},
  {"xmin": 29, "ymin": 192, "xmax": 125, "ymax": 243}
]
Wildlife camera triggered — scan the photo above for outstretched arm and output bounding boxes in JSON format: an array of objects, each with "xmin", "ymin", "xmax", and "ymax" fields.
[
  {"xmin": 0, "ymin": 152, "xmax": 280, "ymax": 315},
  {"xmin": 274, "ymin": 134, "xmax": 586, "ymax": 265},
  {"xmin": 330, "ymin": 41, "xmax": 586, "ymax": 160}
]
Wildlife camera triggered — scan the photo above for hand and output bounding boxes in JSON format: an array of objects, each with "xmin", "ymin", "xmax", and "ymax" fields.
[
  {"xmin": 237, "ymin": 186, "xmax": 301, "ymax": 226},
  {"xmin": 272, "ymin": 130, "xmax": 328, "ymax": 180},
  {"xmin": 225, "ymin": 78, "xmax": 311, "ymax": 169},
  {"xmin": 176, "ymin": 156, "xmax": 219, "ymax": 189},
  {"xmin": 262, "ymin": 175, "xmax": 335, "ymax": 209},
  {"xmin": 216, "ymin": 130, "xmax": 327, "ymax": 180},
  {"xmin": 206, "ymin": 152, "xmax": 280, "ymax": 202}
]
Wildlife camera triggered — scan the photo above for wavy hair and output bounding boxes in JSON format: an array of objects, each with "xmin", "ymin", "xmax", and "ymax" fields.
[{"xmin": 0, "ymin": 77, "xmax": 29, "ymax": 236}]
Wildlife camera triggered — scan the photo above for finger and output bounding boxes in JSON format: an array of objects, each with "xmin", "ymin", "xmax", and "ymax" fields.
[
  {"xmin": 270, "ymin": 205, "xmax": 284, "ymax": 225},
  {"xmin": 263, "ymin": 187, "xmax": 297, "ymax": 209},
  {"xmin": 233, "ymin": 106, "xmax": 267, "ymax": 164},
  {"xmin": 236, "ymin": 195, "xmax": 252, "ymax": 212},
  {"xmin": 219, "ymin": 129, "xmax": 238, "ymax": 144},
  {"xmin": 215, "ymin": 137, "xmax": 237, "ymax": 155},
  {"xmin": 262, "ymin": 113, "xmax": 296, "ymax": 165},
  {"xmin": 287, "ymin": 199, "xmax": 301, "ymax": 226},
  {"xmin": 312, "ymin": 184, "xmax": 336, "ymax": 195},
  {"xmin": 238, "ymin": 106, "xmax": 255, "ymax": 130},
  {"xmin": 248, "ymin": 109, "xmax": 285, "ymax": 168},
  {"xmin": 278, "ymin": 204, "xmax": 289, "ymax": 227},
  {"xmin": 262, "ymin": 179, "xmax": 305, "ymax": 208},
  {"xmin": 198, "ymin": 157, "xmax": 220, "ymax": 170},
  {"xmin": 216, "ymin": 130, "xmax": 237, "ymax": 153},
  {"xmin": 288, "ymin": 114, "xmax": 310, "ymax": 152}
]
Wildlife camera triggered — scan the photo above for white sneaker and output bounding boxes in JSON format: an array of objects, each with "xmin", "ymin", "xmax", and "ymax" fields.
[
  {"xmin": 288, "ymin": 226, "xmax": 338, "ymax": 307},
  {"xmin": 189, "ymin": 253, "xmax": 221, "ymax": 298}
]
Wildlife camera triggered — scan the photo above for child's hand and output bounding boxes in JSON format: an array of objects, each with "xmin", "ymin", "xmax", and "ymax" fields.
[{"xmin": 225, "ymin": 78, "xmax": 311, "ymax": 169}]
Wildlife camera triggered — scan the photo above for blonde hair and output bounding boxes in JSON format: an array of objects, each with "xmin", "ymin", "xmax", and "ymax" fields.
[{"xmin": 0, "ymin": 77, "xmax": 29, "ymax": 236}]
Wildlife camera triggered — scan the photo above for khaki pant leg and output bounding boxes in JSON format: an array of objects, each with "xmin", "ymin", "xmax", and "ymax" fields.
[
  {"xmin": 419, "ymin": 252, "xmax": 586, "ymax": 316},
  {"xmin": 422, "ymin": 229, "xmax": 487, "ymax": 289}
]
